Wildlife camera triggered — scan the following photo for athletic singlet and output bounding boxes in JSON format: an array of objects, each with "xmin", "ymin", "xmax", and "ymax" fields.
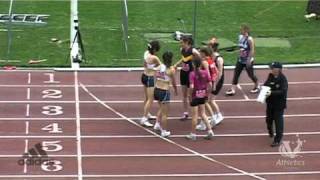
[
  {"xmin": 189, "ymin": 70, "xmax": 211, "ymax": 99},
  {"xmin": 181, "ymin": 47, "xmax": 194, "ymax": 72},
  {"xmin": 156, "ymin": 64, "xmax": 171, "ymax": 82},
  {"xmin": 214, "ymin": 52, "xmax": 224, "ymax": 75},
  {"xmin": 206, "ymin": 56, "xmax": 218, "ymax": 82},
  {"xmin": 144, "ymin": 51, "xmax": 156, "ymax": 70},
  {"xmin": 238, "ymin": 35, "xmax": 251, "ymax": 64}
]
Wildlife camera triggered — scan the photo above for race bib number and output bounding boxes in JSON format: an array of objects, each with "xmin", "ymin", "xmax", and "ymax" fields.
[
  {"xmin": 239, "ymin": 49, "xmax": 248, "ymax": 58},
  {"xmin": 181, "ymin": 63, "xmax": 190, "ymax": 72},
  {"xmin": 156, "ymin": 71, "xmax": 166, "ymax": 80},
  {"xmin": 195, "ymin": 90, "xmax": 207, "ymax": 98}
]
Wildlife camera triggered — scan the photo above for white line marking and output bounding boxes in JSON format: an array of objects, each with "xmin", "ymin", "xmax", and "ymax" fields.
[
  {"xmin": 26, "ymin": 88, "xmax": 31, "ymax": 100},
  {"xmin": 25, "ymin": 121, "xmax": 29, "ymax": 135},
  {"xmin": 0, "ymin": 171, "xmax": 320, "ymax": 178},
  {"xmin": 0, "ymin": 113, "xmax": 319, "ymax": 121},
  {"xmin": 74, "ymin": 71, "xmax": 83, "ymax": 180},
  {"xmin": 0, "ymin": 96, "xmax": 320, "ymax": 103},
  {"xmin": 80, "ymin": 83, "xmax": 265, "ymax": 180},
  {"xmin": 82, "ymin": 171, "xmax": 320, "ymax": 177},
  {"xmin": 27, "ymin": 73, "xmax": 31, "ymax": 84},
  {"xmin": 55, "ymin": 63, "xmax": 320, "ymax": 71},
  {"xmin": 0, "ymin": 175, "xmax": 77, "ymax": 178},
  {"xmin": 2, "ymin": 150, "xmax": 320, "ymax": 158},
  {"xmin": 0, "ymin": 118, "xmax": 75, "ymax": 120},
  {"xmin": 0, "ymin": 85, "xmax": 73, "ymax": 88},
  {"xmin": 237, "ymin": 84, "xmax": 250, "ymax": 100},
  {"xmin": 0, "ymin": 80, "xmax": 319, "ymax": 88},
  {"xmin": 25, "ymin": 104, "xmax": 30, "ymax": 117},
  {"xmin": 81, "ymin": 131, "xmax": 320, "ymax": 138},
  {"xmin": 0, "ymin": 136, "xmax": 76, "ymax": 139},
  {"xmin": 23, "ymin": 139, "xmax": 28, "ymax": 173},
  {"xmin": 3, "ymin": 171, "xmax": 318, "ymax": 178},
  {"xmin": 0, "ymin": 131, "xmax": 319, "ymax": 139}
]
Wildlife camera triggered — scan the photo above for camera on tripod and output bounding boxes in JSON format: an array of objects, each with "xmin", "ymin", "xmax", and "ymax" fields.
[{"xmin": 70, "ymin": 22, "xmax": 86, "ymax": 64}]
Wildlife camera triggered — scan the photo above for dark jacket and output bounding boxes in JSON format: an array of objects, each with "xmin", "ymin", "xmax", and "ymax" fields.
[
  {"xmin": 264, "ymin": 73, "xmax": 288, "ymax": 109},
  {"xmin": 307, "ymin": 0, "xmax": 320, "ymax": 14}
]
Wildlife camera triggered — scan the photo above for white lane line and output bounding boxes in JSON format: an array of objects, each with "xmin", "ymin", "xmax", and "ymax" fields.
[
  {"xmin": 0, "ymin": 80, "xmax": 319, "ymax": 88},
  {"xmin": 74, "ymin": 71, "xmax": 83, "ymax": 180},
  {"xmin": 23, "ymin": 139, "xmax": 28, "ymax": 173},
  {"xmin": 0, "ymin": 131, "xmax": 319, "ymax": 139},
  {"xmin": 80, "ymin": 83, "xmax": 265, "ymax": 180},
  {"xmin": 26, "ymin": 88, "xmax": 31, "ymax": 100},
  {"xmin": 0, "ymin": 113, "xmax": 319, "ymax": 121},
  {"xmin": 27, "ymin": 73, "xmax": 31, "ymax": 84},
  {"xmin": 82, "ymin": 171, "xmax": 320, "ymax": 177},
  {"xmin": 25, "ymin": 121, "xmax": 29, "ymax": 135},
  {"xmin": 24, "ymin": 73, "xmax": 31, "ymax": 174},
  {"xmin": 25, "ymin": 104, "xmax": 30, "ymax": 117},
  {"xmin": 237, "ymin": 84, "xmax": 250, "ymax": 100},
  {"xmin": 0, "ymin": 118, "xmax": 75, "ymax": 120},
  {"xmin": 0, "ymin": 171, "xmax": 320, "ymax": 178},
  {"xmin": 0, "ymin": 96, "xmax": 320, "ymax": 103},
  {"xmin": 3, "ymin": 150, "xmax": 320, "ymax": 158},
  {"xmin": 82, "ymin": 132, "xmax": 320, "ymax": 138},
  {"xmin": 0, "ymin": 85, "xmax": 73, "ymax": 87}
]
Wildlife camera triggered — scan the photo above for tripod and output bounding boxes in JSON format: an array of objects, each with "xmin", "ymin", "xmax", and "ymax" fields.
[{"xmin": 68, "ymin": 26, "xmax": 86, "ymax": 64}]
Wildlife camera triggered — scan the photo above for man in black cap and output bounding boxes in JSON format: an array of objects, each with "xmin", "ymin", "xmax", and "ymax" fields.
[{"xmin": 264, "ymin": 62, "xmax": 288, "ymax": 147}]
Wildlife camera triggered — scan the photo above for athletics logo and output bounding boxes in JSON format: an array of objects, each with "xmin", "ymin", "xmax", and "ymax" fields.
[
  {"xmin": 279, "ymin": 135, "xmax": 305, "ymax": 159},
  {"xmin": 276, "ymin": 135, "xmax": 306, "ymax": 167},
  {"xmin": 17, "ymin": 143, "xmax": 51, "ymax": 166}
]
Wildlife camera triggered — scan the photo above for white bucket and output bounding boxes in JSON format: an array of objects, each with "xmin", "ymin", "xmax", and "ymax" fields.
[{"xmin": 257, "ymin": 86, "xmax": 271, "ymax": 104}]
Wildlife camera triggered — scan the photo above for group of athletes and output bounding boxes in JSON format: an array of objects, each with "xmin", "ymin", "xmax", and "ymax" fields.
[{"xmin": 139, "ymin": 24, "xmax": 260, "ymax": 140}]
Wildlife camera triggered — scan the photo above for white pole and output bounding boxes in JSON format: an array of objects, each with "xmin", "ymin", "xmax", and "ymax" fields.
[
  {"xmin": 122, "ymin": 0, "xmax": 129, "ymax": 57},
  {"xmin": 192, "ymin": 0, "xmax": 197, "ymax": 46},
  {"xmin": 6, "ymin": 0, "xmax": 14, "ymax": 62},
  {"xmin": 71, "ymin": 0, "xmax": 80, "ymax": 69}
]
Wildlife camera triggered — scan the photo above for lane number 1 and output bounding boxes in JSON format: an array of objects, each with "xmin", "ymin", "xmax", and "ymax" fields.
[{"xmin": 44, "ymin": 73, "xmax": 60, "ymax": 84}]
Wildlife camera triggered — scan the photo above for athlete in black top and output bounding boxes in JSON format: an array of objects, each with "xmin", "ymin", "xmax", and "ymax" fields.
[
  {"xmin": 174, "ymin": 36, "xmax": 200, "ymax": 120},
  {"xmin": 209, "ymin": 37, "xmax": 225, "ymax": 125}
]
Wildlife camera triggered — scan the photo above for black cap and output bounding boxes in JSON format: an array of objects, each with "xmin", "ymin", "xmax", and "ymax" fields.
[{"xmin": 270, "ymin": 62, "xmax": 283, "ymax": 69}]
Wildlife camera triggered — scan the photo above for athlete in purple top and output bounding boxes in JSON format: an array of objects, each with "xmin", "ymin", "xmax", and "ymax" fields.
[{"xmin": 186, "ymin": 57, "xmax": 214, "ymax": 141}]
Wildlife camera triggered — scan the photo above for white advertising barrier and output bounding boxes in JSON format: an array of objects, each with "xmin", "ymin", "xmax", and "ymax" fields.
[{"xmin": 257, "ymin": 86, "xmax": 271, "ymax": 104}]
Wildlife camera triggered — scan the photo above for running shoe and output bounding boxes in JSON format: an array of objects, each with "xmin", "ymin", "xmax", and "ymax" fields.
[
  {"xmin": 196, "ymin": 121, "xmax": 207, "ymax": 131},
  {"xmin": 250, "ymin": 87, "xmax": 260, "ymax": 94},
  {"xmin": 161, "ymin": 130, "xmax": 171, "ymax": 138},
  {"xmin": 305, "ymin": 14, "xmax": 311, "ymax": 21},
  {"xmin": 270, "ymin": 141, "xmax": 281, "ymax": 147},
  {"xmin": 210, "ymin": 115, "xmax": 217, "ymax": 126},
  {"xmin": 185, "ymin": 133, "xmax": 197, "ymax": 141},
  {"xmin": 153, "ymin": 122, "xmax": 162, "ymax": 131},
  {"xmin": 225, "ymin": 89, "xmax": 235, "ymax": 96},
  {"xmin": 204, "ymin": 131, "xmax": 214, "ymax": 140},
  {"xmin": 147, "ymin": 113, "xmax": 157, "ymax": 120},
  {"xmin": 140, "ymin": 117, "xmax": 153, "ymax": 127},
  {"xmin": 180, "ymin": 113, "xmax": 189, "ymax": 121},
  {"xmin": 214, "ymin": 113, "xmax": 224, "ymax": 125}
]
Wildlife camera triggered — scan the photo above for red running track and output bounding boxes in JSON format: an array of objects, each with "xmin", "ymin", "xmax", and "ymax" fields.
[{"xmin": 0, "ymin": 68, "xmax": 319, "ymax": 180}]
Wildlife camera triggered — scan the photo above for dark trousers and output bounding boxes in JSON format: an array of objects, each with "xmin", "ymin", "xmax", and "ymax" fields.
[
  {"xmin": 266, "ymin": 107, "xmax": 285, "ymax": 143},
  {"xmin": 307, "ymin": 0, "xmax": 320, "ymax": 14},
  {"xmin": 232, "ymin": 61, "xmax": 258, "ymax": 85}
]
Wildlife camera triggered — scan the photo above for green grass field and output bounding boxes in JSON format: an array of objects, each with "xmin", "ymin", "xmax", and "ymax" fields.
[{"xmin": 0, "ymin": 0, "xmax": 319, "ymax": 67}]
